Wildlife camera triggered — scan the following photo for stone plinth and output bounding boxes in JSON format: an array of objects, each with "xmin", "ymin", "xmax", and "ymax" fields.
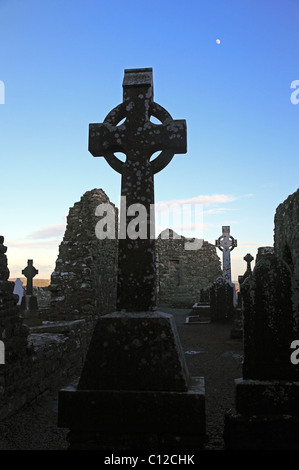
[
  {"xmin": 210, "ymin": 276, "xmax": 234, "ymax": 323},
  {"xmin": 20, "ymin": 295, "xmax": 39, "ymax": 318},
  {"xmin": 224, "ymin": 378, "xmax": 299, "ymax": 450},
  {"xmin": 58, "ymin": 311, "xmax": 206, "ymax": 450}
]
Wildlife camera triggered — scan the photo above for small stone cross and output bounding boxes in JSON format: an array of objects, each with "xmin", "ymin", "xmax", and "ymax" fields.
[
  {"xmin": 89, "ymin": 68, "xmax": 187, "ymax": 311},
  {"xmin": 22, "ymin": 259, "xmax": 38, "ymax": 296},
  {"xmin": 215, "ymin": 226, "xmax": 237, "ymax": 283},
  {"xmin": 244, "ymin": 253, "xmax": 254, "ymax": 276}
]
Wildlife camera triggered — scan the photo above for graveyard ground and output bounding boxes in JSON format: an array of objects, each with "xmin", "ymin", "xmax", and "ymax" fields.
[{"xmin": 0, "ymin": 307, "xmax": 243, "ymax": 451}]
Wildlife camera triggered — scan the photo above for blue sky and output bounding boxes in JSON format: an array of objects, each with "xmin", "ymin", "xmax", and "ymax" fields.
[{"xmin": 0, "ymin": 0, "xmax": 298, "ymax": 281}]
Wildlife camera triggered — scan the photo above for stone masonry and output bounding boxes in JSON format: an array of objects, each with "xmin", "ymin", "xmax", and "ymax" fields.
[
  {"xmin": 49, "ymin": 189, "xmax": 118, "ymax": 320},
  {"xmin": 156, "ymin": 229, "xmax": 222, "ymax": 306}
]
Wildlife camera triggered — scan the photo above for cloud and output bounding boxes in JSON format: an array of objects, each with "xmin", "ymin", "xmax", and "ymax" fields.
[
  {"xmin": 203, "ymin": 208, "xmax": 235, "ymax": 215},
  {"xmin": 26, "ymin": 224, "xmax": 66, "ymax": 240},
  {"xmin": 156, "ymin": 194, "xmax": 238, "ymax": 210}
]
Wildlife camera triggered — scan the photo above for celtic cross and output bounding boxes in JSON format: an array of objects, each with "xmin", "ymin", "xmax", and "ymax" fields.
[
  {"xmin": 22, "ymin": 259, "xmax": 38, "ymax": 296},
  {"xmin": 89, "ymin": 68, "xmax": 187, "ymax": 311},
  {"xmin": 215, "ymin": 226, "xmax": 237, "ymax": 283}
]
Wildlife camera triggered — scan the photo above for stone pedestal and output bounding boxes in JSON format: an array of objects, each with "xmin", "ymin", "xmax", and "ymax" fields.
[
  {"xmin": 224, "ymin": 379, "xmax": 299, "ymax": 450},
  {"xmin": 210, "ymin": 276, "xmax": 234, "ymax": 323},
  {"xmin": 58, "ymin": 311, "xmax": 206, "ymax": 450},
  {"xmin": 21, "ymin": 295, "xmax": 39, "ymax": 317}
]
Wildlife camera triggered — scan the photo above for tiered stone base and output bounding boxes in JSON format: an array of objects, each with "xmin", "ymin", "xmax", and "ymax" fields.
[{"xmin": 58, "ymin": 311, "xmax": 206, "ymax": 450}]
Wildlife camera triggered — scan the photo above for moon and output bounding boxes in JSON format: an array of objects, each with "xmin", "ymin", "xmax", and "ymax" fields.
[{"xmin": 216, "ymin": 39, "xmax": 221, "ymax": 44}]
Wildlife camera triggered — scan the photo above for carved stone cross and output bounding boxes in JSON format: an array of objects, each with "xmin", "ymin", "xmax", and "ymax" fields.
[
  {"xmin": 244, "ymin": 253, "xmax": 254, "ymax": 277},
  {"xmin": 89, "ymin": 68, "xmax": 187, "ymax": 311},
  {"xmin": 22, "ymin": 259, "xmax": 38, "ymax": 296},
  {"xmin": 215, "ymin": 226, "xmax": 237, "ymax": 283}
]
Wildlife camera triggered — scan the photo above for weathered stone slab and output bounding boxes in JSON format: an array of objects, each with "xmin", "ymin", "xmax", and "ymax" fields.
[
  {"xmin": 241, "ymin": 252, "xmax": 298, "ymax": 381},
  {"xmin": 224, "ymin": 189, "xmax": 299, "ymax": 450}
]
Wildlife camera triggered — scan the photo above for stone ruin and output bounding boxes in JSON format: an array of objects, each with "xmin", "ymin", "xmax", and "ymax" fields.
[
  {"xmin": 156, "ymin": 229, "xmax": 222, "ymax": 308},
  {"xmin": 49, "ymin": 207, "xmax": 222, "ymax": 317},
  {"xmin": 224, "ymin": 187, "xmax": 299, "ymax": 450},
  {"xmin": 49, "ymin": 188, "xmax": 118, "ymax": 320}
]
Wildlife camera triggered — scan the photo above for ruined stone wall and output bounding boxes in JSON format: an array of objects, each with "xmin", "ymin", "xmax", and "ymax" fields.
[
  {"xmin": 156, "ymin": 230, "xmax": 222, "ymax": 305},
  {"xmin": 0, "ymin": 318, "xmax": 95, "ymax": 421},
  {"xmin": 49, "ymin": 189, "xmax": 118, "ymax": 320}
]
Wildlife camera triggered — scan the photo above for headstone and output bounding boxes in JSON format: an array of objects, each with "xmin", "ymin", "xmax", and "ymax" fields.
[
  {"xmin": 185, "ymin": 288, "xmax": 211, "ymax": 324},
  {"xmin": 21, "ymin": 259, "xmax": 38, "ymax": 314},
  {"xmin": 237, "ymin": 253, "xmax": 254, "ymax": 307},
  {"xmin": 22, "ymin": 259, "xmax": 38, "ymax": 296},
  {"xmin": 58, "ymin": 68, "xmax": 206, "ymax": 450},
  {"xmin": 224, "ymin": 189, "xmax": 299, "ymax": 449},
  {"xmin": 13, "ymin": 278, "xmax": 24, "ymax": 306},
  {"xmin": 0, "ymin": 236, "xmax": 28, "ymax": 364},
  {"xmin": 232, "ymin": 253, "xmax": 254, "ymax": 338}
]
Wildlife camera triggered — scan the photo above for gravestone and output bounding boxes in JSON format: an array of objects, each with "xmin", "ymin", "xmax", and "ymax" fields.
[
  {"xmin": 231, "ymin": 253, "xmax": 254, "ymax": 338},
  {"xmin": 224, "ymin": 189, "xmax": 299, "ymax": 449},
  {"xmin": 0, "ymin": 236, "xmax": 28, "ymax": 366},
  {"xmin": 13, "ymin": 278, "xmax": 24, "ymax": 306},
  {"xmin": 237, "ymin": 253, "xmax": 254, "ymax": 307},
  {"xmin": 21, "ymin": 259, "xmax": 38, "ymax": 314},
  {"xmin": 58, "ymin": 68, "xmax": 206, "ymax": 450},
  {"xmin": 230, "ymin": 253, "xmax": 254, "ymax": 339}
]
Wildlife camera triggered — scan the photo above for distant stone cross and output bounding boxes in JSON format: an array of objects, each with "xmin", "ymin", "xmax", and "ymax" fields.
[
  {"xmin": 89, "ymin": 68, "xmax": 187, "ymax": 311},
  {"xmin": 22, "ymin": 259, "xmax": 38, "ymax": 296},
  {"xmin": 244, "ymin": 253, "xmax": 254, "ymax": 277},
  {"xmin": 215, "ymin": 226, "xmax": 237, "ymax": 283}
]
